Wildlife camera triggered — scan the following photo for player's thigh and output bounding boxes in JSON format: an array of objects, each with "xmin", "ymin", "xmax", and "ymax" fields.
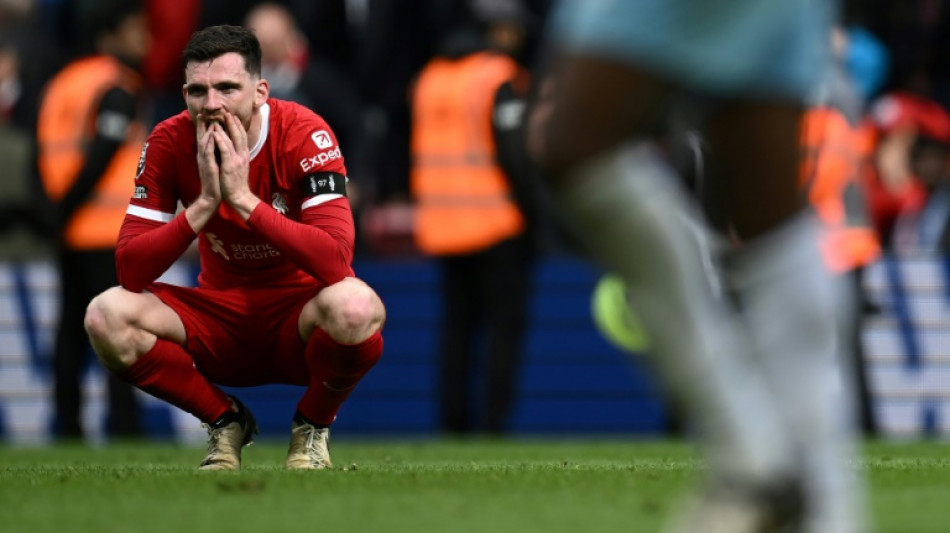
[
  {"xmin": 538, "ymin": 54, "xmax": 673, "ymax": 170},
  {"xmin": 91, "ymin": 286, "xmax": 187, "ymax": 345},
  {"xmin": 703, "ymin": 103, "xmax": 810, "ymax": 240}
]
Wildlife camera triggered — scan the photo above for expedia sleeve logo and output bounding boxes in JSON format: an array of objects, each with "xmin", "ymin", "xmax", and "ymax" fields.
[
  {"xmin": 311, "ymin": 130, "xmax": 334, "ymax": 149},
  {"xmin": 301, "ymin": 172, "xmax": 347, "ymax": 197}
]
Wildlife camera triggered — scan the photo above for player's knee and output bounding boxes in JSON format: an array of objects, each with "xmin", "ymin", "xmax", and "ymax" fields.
[
  {"xmin": 328, "ymin": 289, "xmax": 383, "ymax": 336},
  {"xmin": 318, "ymin": 280, "xmax": 386, "ymax": 343},
  {"xmin": 84, "ymin": 288, "xmax": 121, "ymax": 342},
  {"xmin": 84, "ymin": 287, "xmax": 139, "ymax": 370}
]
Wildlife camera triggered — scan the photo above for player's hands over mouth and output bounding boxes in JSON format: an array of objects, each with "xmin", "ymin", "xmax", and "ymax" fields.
[
  {"xmin": 214, "ymin": 110, "xmax": 261, "ymax": 219},
  {"xmin": 186, "ymin": 116, "xmax": 225, "ymax": 233},
  {"xmin": 195, "ymin": 117, "xmax": 223, "ymax": 206}
]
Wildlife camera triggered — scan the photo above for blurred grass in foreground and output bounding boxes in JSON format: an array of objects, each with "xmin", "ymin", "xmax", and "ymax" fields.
[{"xmin": 0, "ymin": 439, "xmax": 946, "ymax": 533}]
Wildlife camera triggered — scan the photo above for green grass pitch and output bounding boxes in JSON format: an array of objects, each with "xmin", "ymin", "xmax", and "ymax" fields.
[{"xmin": 1, "ymin": 438, "xmax": 947, "ymax": 533}]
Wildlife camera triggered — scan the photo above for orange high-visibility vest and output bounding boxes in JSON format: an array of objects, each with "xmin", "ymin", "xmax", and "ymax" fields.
[
  {"xmin": 800, "ymin": 106, "xmax": 881, "ymax": 273},
  {"xmin": 410, "ymin": 51, "xmax": 525, "ymax": 255},
  {"xmin": 37, "ymin": 55, "xmax": 144, "ymax": 250}
]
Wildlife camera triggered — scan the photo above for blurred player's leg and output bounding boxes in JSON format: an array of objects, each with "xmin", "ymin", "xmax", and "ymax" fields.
[
  {"xmin": 549, "ymin": 135, "xmax": 797, "ymax": 486},
  {"xmin": 532, "ymin": 43, "xmax": 801, "ymax": 480},
  {"xmin": 530, "ymin": 0, "xmax": 862, "ymax": 530},
  {"xmin": 533, "ymin": 0, "xmax": 860, "ymax": 532},
  {"xmin": 532, "ymin": 60, "xmax": 798, "ymax": 488},
  {"xmin": 708, "ymin": 106, "xmax": 866, "ymax": 533},
  {"xmin": 738, "ymin": 259, "xmax": 865, "ymax": 533}
]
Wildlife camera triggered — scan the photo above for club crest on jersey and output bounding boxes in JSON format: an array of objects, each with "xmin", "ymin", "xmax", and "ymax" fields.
[
  {"xmin": 135, "ymin": 142, "xmax": 149, "ymax": 178},
  {"xmin": 311, "ymin": 130, "xmax": 333, "ymax": 149},
  {"xmin": 272, "ymin": 192, "xmax": 289, "ymax": 215}
]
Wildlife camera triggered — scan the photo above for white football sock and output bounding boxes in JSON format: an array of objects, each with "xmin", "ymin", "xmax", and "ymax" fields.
[
  {"xmin": 726, "ymin": 214, "xmax": 866, "ymax": 533},
  {"xmin": 555, "ymin": 141, "xmax": 795, "ymax": 481}
]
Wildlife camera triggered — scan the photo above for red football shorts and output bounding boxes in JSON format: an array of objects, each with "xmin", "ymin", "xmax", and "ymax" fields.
[{"xmin": 147, "ymin": 282, "xmax": 321, "ymax": 387}]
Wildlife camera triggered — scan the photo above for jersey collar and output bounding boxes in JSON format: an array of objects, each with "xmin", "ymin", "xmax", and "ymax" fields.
[{"xmin": 249, "ymin": 103, "xmax": 270, "ymax": 161}]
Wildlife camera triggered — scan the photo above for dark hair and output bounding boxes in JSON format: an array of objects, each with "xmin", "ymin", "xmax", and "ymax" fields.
[
  {"xmin": 182, "ymin": 25, "xmax": 262, "ymax": 77},
  {"xmin": 78, "ymin": 0, "xmax": 144, "ymax": 51}
]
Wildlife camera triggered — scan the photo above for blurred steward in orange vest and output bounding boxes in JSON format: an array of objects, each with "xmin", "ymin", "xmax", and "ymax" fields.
[
  {"xmin": 798, "ymin": 25, "xmax": 889, "ymax": 437},
  {"xmin": 800, "ymin": 102, "xmax": 880, "ymax": 274},
  {"xmin": 36, "ymin": 0, "xmax": 149, "ymax": 440},
  {"xmin": 410, "ymin": 0, "xmax": 543, "ymax": 435}
]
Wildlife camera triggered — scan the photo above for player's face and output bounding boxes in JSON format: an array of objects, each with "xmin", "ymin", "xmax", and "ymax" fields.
[{"xmin": 183, "ymin": 52, "xmax": 268, "ymax": 131}]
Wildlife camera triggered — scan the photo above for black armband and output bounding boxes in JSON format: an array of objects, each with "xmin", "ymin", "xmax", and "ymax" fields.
[{"xmin": 300, "ymin": 172, "xmax": 347, "ymax": 197}]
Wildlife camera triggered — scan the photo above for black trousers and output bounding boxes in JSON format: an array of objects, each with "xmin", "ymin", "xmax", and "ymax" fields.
[
  {"xmin": 848, "ymin": 267, "xmax": 878, "ymax": 436},
  {"xmin": 437, "ymin": 235, "xmax": 535, "ymax": 435},
  {"xmin": 52, "ymin": 247, "xmax": 141, "ymax": 439}
]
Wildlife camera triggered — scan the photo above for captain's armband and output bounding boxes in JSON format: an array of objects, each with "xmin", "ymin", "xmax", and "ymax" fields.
[{"xmin": 301, "ymin": 172, "xmax": 347, "ymax": 197}]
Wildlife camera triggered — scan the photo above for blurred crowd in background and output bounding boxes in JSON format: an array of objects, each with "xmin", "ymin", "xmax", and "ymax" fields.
[
  {"xmin": 1, "ymin": 0, "xmax": 950, "ymax": 442},
  {"xmin": 0, "ymin": 0, "xmax": 556, "ymax": 260},
  {"xmin": 2, "ymin": 0, "xmax": 950, "ymax": 259}
]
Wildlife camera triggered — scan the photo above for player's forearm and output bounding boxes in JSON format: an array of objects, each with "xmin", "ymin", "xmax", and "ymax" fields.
[
  {"xmin": 184, "ymin": 196, "xmax": 221, "ymax": 233},
  {"xmin": 116, "ymin": 214, "xmax": 198, "ymax": 292},
  {"xmin": 224, "ymin": 190, "xmax": 261, "ymax": 222},
  {"xmin": 247, "ymin": 201, "xmax": 354, "ymax": 285}
]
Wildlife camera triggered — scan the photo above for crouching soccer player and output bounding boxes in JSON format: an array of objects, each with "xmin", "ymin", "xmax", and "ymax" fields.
[{"xmin": 83, "ymin": 25, "xmax": 385, "ymax": 470}]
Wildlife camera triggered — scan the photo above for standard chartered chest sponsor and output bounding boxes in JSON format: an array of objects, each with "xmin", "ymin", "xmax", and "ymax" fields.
[{"xmin": 230, "ymin": 242, "xmax": 281, "ymax": 260}]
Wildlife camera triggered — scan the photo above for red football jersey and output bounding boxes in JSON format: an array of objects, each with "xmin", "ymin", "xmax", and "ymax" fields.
[
  {"xmin": 861, "ymin": 92, "xmax": 950, "ymax": 238},
  {"xmin": 869, "ymin": 91, "xmax": 950, "ymax": 142},
  {"xmin": 121, "ymin": 99, "xmax": 356, "ymax": 290}
]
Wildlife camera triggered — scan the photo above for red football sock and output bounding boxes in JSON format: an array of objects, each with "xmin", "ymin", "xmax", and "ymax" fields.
[
  {"xmin": 296, "ymin": 328, "xmax": 384, "ymax": 426},
  {"xmin": 116, "ymin": 339, "xmax": 232, "ymax": 423}
]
